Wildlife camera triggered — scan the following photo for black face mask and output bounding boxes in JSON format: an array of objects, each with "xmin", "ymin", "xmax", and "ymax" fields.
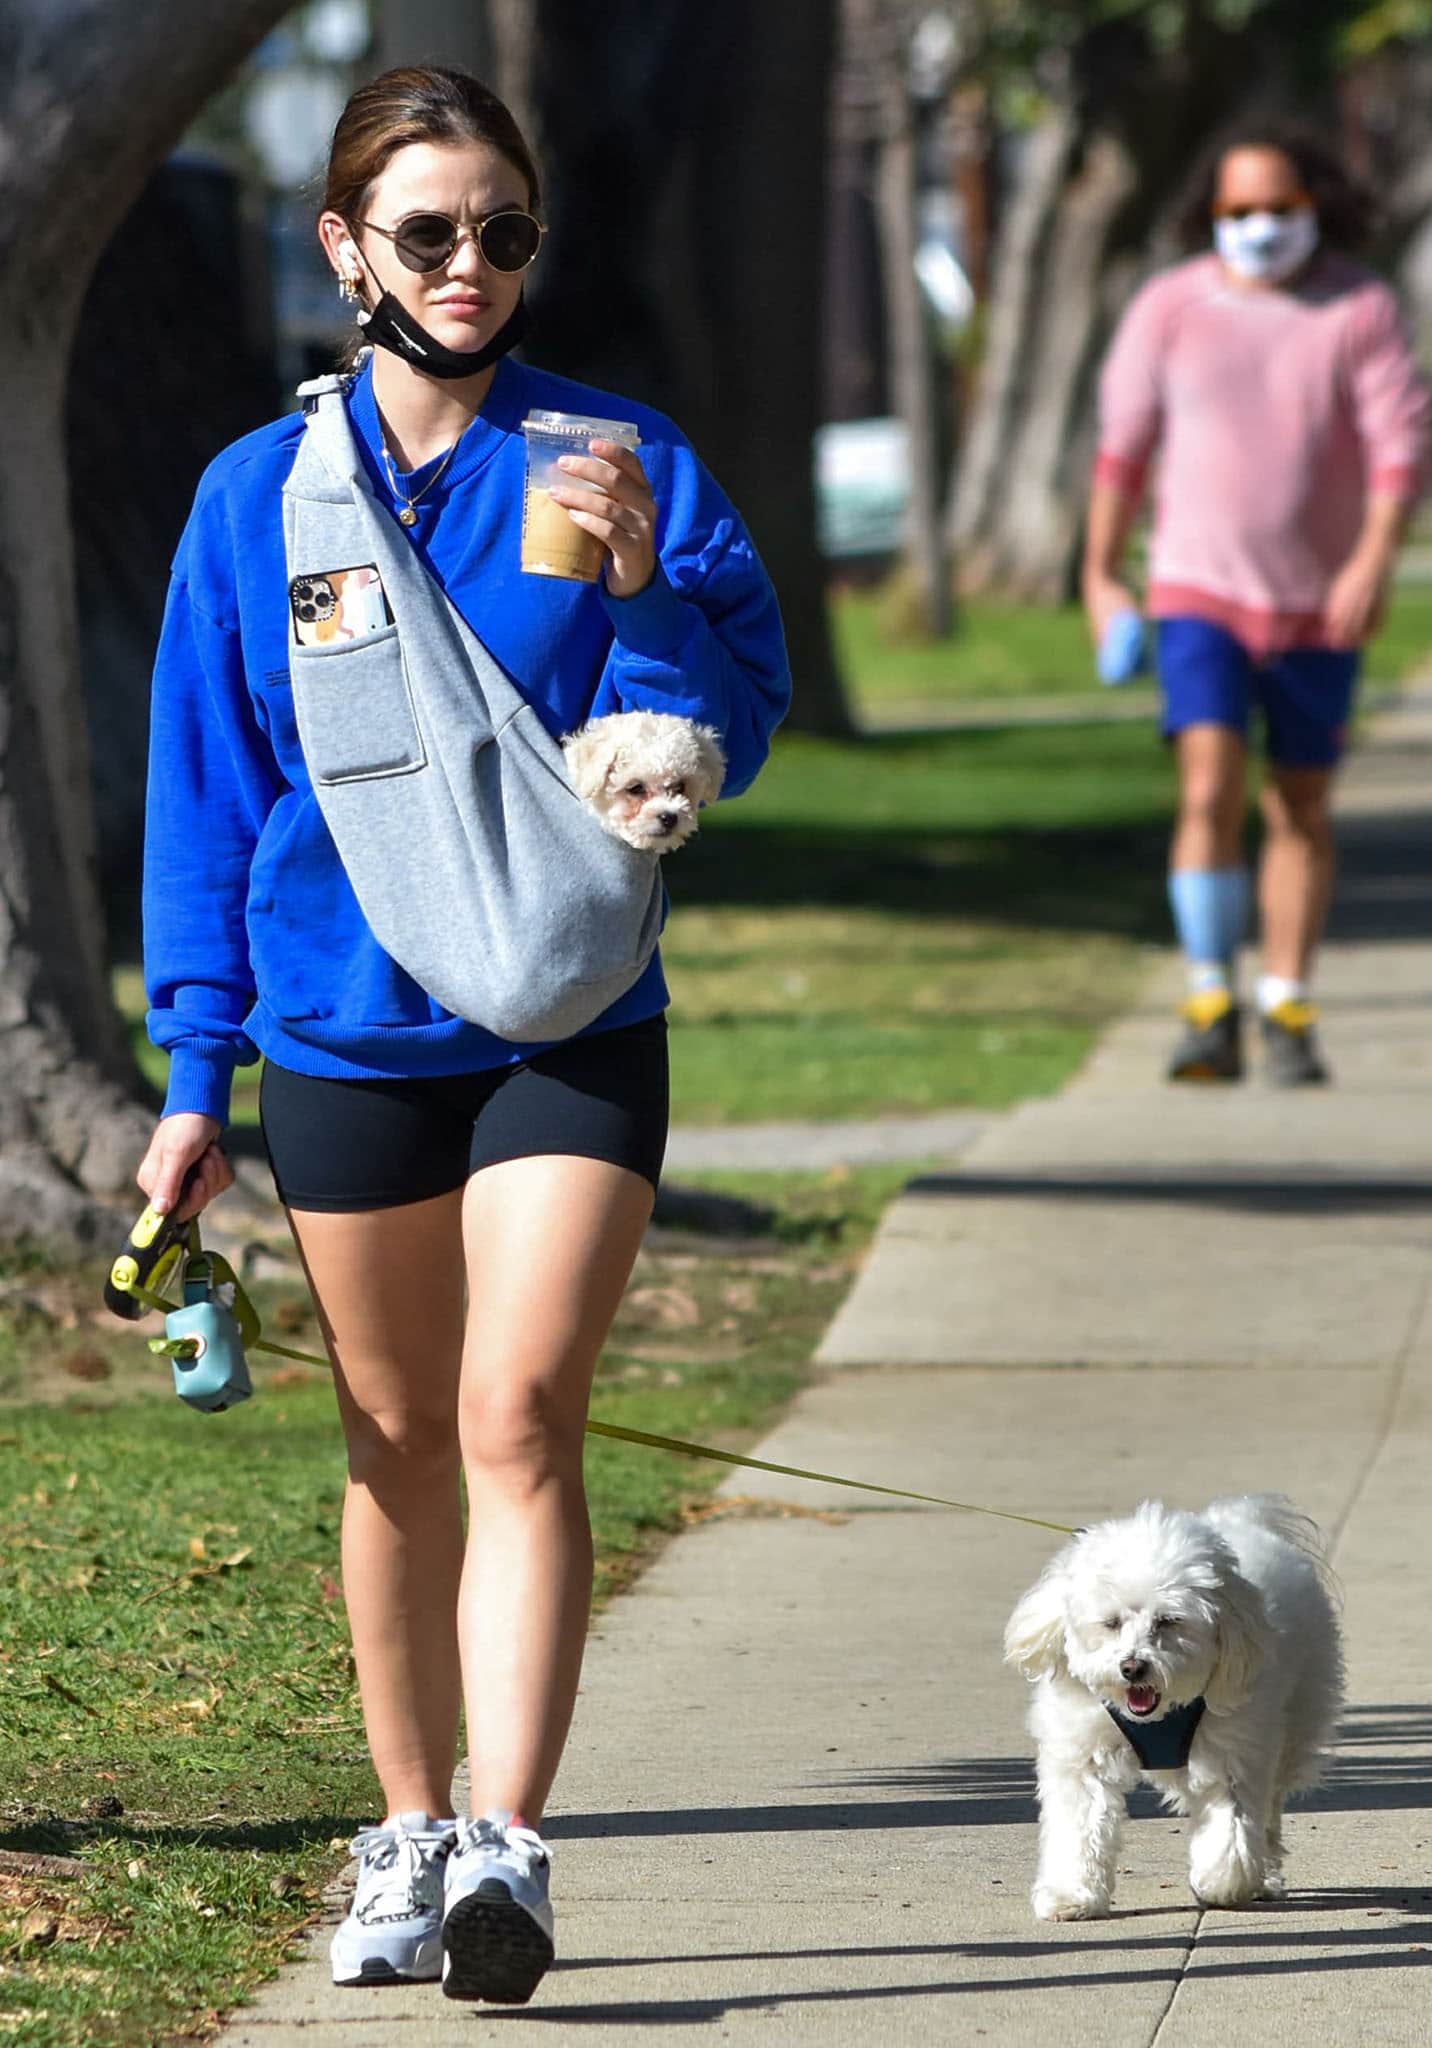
[{"xmin": 357, "ymin": 291, "xmax": 529, "ymax": 380}]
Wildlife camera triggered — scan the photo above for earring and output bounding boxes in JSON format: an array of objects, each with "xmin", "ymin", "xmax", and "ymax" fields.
[{"xmin": 338, "ymin": 270, "xmax": 360, "ymax": 305}]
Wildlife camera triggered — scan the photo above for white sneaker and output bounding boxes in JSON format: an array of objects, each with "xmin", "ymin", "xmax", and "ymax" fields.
[
  {"xmin": 329, "ymin": 1812, "xmax": 457, "ymax": 1985},
  {"xmin": 442, "ymin": 1812, "xmax": 554, "ymax": 2004}
]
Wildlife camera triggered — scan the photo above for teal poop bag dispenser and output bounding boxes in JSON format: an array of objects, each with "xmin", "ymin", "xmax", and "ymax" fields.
[
  {"xmin": 105, "ymin": 1194, "xmax": 258, "ymax": 1413},
  {"xmin": 148, "ymin": 1248, "xmax": 255, "ymax": 1412}
]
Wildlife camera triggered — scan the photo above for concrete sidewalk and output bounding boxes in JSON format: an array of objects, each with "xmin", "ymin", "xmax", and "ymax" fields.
[{"xmin": 226, "ymin": 691, "xmax": 1432, "ymax": 2044}]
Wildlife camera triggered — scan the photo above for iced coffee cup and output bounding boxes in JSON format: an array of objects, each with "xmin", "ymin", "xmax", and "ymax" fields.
[{"xmin": 520, "ymin": 410, "xmax": 641, "ymax": 582}]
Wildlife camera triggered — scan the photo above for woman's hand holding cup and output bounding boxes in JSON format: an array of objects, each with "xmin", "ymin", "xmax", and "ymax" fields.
[{"xmin": 550, "ymin": 440, "xmax": 658, "ymax": 598}]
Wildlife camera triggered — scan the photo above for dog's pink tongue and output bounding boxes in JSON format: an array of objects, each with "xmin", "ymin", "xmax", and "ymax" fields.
[{"xmin": 1126, "ymin": 1684, "xmax": 1158, "ymax": 1715}]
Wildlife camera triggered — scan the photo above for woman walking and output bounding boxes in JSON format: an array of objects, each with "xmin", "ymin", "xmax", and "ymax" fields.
[{"xmin": 136, "ymin": 66, "xmax": 789, "ymax": 2005}]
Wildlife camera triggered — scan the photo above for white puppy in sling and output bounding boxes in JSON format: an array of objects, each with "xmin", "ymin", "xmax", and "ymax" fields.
[{"xmin": 1004, "ymin": 1494, "xmax": 1344, "ymax": 1920}]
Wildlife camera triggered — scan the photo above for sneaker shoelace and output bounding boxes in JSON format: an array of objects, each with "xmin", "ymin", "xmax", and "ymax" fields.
[
  {"xmin": 349, "ymin": 1821, "xmax": 455, "ymax": 1925},
  {"xmin": 454, "ymin": 1814, "xmax": 550, "ymax": 1878}
]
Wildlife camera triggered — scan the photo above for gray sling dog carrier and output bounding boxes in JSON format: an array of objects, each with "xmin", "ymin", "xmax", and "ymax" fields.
[{"xmin": 282, "ymin": 374, "xmax": 664, "ymax": 1041}]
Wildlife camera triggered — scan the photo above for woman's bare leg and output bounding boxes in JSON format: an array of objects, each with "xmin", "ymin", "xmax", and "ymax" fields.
[
  {"xmin": 456, "ymin": 1155, "xmax": 655, "ymax": 1823},
  {"xmin": 288, "ymin": 1191, "xmax": 467, "ymax": 1820}
]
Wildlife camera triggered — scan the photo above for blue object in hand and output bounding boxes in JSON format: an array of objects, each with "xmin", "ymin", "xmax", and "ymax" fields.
[{"xmin": 1097, "ymin": 608, "xmax": 1148, "ymax": 686}]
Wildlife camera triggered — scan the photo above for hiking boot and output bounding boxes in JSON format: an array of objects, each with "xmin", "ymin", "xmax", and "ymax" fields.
[
  {"xmin": 1166, "ymin": 990, "xmax": 1243, "ymax": 1082},
  {"xmin": 1260, "ymin": 999, "xmax": 1329, "ymax": 1087},
  {"xmin": 442, "ymin": 1812, "xmax": 554, "ymax": 2004},
  {"xmin": 330, "ymin": 1812, "xmax": 456, "ymax": 1985}
]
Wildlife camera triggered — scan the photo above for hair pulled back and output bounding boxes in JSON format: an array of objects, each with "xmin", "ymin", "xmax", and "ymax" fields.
[
  {"xmin": 324, "ymin": 64, "xmax": 541, "ymax": 226},
  {"xmin": 1175, "ymin": 121, "xmax": 1372, "ymax": 254},
  {"xmin": 323, "ymin": 67, "xmax": 540, "ymax": 367}
]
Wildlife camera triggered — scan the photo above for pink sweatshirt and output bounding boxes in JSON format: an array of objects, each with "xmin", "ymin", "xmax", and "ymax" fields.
[{"xmin": 1094, "ymin": 252, "xmax": 1430, "ymax": 654}]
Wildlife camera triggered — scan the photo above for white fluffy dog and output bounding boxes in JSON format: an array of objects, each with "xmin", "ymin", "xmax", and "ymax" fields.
[
  {"xmin": 1003, "ymin": 1495, "xmax": 1343, "ymax": 1921},
  {"xmin": 562, "ymin": 711, "xmax": 725, "ymax": 852}
]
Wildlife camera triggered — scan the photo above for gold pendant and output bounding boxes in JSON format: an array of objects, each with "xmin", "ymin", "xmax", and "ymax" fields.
[{"xmin": 398, "ymin": 507, "xmax": 418, "ymax": 527}]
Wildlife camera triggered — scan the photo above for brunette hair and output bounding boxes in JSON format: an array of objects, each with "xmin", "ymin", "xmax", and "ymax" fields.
[
  {"xmin": 325, "ymin": 64, "xmax": 540, "ymax": 221},
  {"xmin": 1174, "ymin": 122, "xmax": 1373, "ymax": 254},
  {"xmin": 324, "ymin": 66, "xmax": 541, "ymax": 362}
]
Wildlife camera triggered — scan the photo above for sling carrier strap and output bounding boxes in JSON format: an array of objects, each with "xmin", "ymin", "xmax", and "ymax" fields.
[{"xmin": 281, "ymin": 374, "xmax": 664, "ymax": 1043}]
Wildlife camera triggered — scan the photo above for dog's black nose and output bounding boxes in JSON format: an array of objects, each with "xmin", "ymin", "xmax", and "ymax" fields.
[
  {"xmin": 1119, "ymin": 1656, "xmax": 1149, "ymax": 1682},
  {"xmin": 657, "ymin": 812, "xmax": 679, "ymax": 832}
]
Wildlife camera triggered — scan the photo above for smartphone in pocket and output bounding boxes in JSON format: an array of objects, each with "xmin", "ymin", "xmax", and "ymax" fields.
[{"xmin": 289, "ymin": 565, "xmax": 393, "ymax": 648}]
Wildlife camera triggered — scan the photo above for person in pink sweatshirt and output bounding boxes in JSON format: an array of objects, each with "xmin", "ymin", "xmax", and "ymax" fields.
[{"xmin": 1084, "ymin": 125, "xmax": 1429, "ymax": 1086}]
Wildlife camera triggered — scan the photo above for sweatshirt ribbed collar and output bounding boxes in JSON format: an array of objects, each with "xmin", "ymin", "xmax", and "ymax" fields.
[{"xmin": 344, "ymin": 352, "xmax": 528, "ymax": 507}]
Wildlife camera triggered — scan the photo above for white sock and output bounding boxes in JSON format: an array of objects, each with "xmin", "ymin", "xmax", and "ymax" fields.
[{"xmin": 1257, "ymin": 973, "xmax": 1308, "ymax": 1014}]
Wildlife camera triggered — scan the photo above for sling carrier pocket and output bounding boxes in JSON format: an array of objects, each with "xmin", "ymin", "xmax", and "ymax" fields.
[
  {"xmin": 282, "ymin": 369, "xmax": 666, "ymax": 1042},
  {"xmin": 289, "ymin": 623, "xmax": 426, "ymax": 785}
]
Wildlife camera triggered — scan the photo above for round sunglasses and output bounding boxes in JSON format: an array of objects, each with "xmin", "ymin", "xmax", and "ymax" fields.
[{"xmin": 357, "ymin": 208, "xmax": 545, "ymax": 275}]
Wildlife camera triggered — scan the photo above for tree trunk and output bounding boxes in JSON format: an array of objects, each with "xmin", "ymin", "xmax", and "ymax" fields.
[
  {"xmin": 863, "ymin": 2, "xmax": 952, "ymax": 636},
  {"xmin": 952, "ymin": 116, "xmax": 1137, "ymax": 599},
  {"xmin": 0, "ymin": 0, "xmax": 291, "ymax": 1243},
  {"xmin": 492, "ymin": 0, "xmax": 850, "ymax": 735}
]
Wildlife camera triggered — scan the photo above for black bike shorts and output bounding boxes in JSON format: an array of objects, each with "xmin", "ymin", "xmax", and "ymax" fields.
[{"xmin": 258, "ymin": 1013, "xmax": 669, "ymax": 1212}]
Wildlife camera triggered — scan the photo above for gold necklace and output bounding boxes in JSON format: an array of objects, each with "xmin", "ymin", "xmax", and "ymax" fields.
[{"xmin": 379, "ymin": 431, "xmax": 464, "ymax": 527}]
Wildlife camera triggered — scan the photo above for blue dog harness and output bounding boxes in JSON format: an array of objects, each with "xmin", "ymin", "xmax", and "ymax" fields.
[{"xmin": 1105, "ymin": 1696, "xmax": 1207, "ymax": 1769}]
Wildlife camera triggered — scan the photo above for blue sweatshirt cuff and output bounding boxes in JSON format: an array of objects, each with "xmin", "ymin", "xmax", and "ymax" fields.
[
  {"xmin": 599, "ymin": 561, "xmax": 696, "ymax": 663},
  {"xmin": 161, "ymin": 1041, "xmax": 239, "ymax": 1127}
]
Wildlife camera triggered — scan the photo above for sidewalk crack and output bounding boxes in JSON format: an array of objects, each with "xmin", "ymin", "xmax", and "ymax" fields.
[{"xmin": 1146, "ymin": 1907, "xmax": 1203, "ymax": 2046}]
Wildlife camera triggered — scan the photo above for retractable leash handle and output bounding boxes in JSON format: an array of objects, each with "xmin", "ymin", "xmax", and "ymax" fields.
[{"xmin": 104, "ymin": 1186, "xmax": 197, "ymax": 1320}]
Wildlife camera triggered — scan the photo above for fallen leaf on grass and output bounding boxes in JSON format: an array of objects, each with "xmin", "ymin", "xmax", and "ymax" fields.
[
  {"xmin": 61, "ymin": 1348, "xmax": 111, "ymax": 1382},
  {"xmin": 624, "ymin": 1285, "xmax": 701, "ymax": 1330}
]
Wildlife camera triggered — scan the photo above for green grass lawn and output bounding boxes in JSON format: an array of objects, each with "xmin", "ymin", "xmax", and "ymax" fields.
[
  {"xmin": 0, "ymin": 1166, "xmax": 903, "ymax": 2046},
  {"xmin": 662, "ymin": 720, "xmax": 1177, "ymax": 1121},
  {"xmin": 832, "ymin": 578, "xmax": 1432, "ymax": 710}
]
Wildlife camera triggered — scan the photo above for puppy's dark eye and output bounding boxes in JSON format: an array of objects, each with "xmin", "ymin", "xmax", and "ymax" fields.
[
  {"xmin": 670, "ymin": 779, "xmax": 687, "ymax": 796},
  {"xmin": 1154, "ymin": 1615, "xmax": 1176, "ymax": 1632},
  {"xmin": 1102, "ymin": 1617, "xmax": 1121, "ymax": 1632},
  {"xmin": 626, "ymin": 782, "xmax": 648, "ymax": 798}
]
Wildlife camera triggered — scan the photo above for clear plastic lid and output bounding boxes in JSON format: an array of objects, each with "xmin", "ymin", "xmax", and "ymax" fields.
[{"xmin": 521, "ymin": 408, "xmax": 640, "ymax": 448}]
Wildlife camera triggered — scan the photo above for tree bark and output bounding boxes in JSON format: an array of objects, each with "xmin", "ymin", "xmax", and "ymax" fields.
[
  {"xmin": 854, "ymin": 0, "xmax": 952, "ymax": 635},
  {"xmin": 0, "ymin": 0, "xmax": 291, "ymax": 1242},
  {"xmin": 952, "ymin": 115, "xmax": 1137, "ymax": 599},
  {"xmin": 492, "ymin": 0, "xmax": 850, "ymax": 734}
]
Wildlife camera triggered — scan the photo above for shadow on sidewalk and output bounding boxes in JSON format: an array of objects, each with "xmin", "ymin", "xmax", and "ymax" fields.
[
  {"xmin": 482, "ymin": 1912, "xmax": 1432, "ymax": 2025},
  {"xmin": 552, "ymin": 1703, "xmax": 1432, "ymax": 1847}
]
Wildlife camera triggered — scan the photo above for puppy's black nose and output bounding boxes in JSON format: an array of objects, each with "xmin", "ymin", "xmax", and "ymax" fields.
[
  {"xmin": 657, "ymin": 811, "xmax": 679, "ymax": 832},
  {"xmin": 1119, "ymin": 1656, "xmax": 1149, "ymax": 1682}
]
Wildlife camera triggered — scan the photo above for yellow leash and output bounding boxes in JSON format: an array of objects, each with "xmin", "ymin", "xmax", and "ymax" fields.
[
  {"xmin": 583, "ymin": 1419, "xmax": 1076, "ymax": 1533},
  {"xmin": 118, "ymin": 1282, "xmax": 1075, "ymax": 1536}
]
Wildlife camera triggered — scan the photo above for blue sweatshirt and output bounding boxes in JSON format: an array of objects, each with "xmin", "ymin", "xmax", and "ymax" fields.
[{"xmin": 143, "ymin": 354, "xmax": 792, "ymax": 1125}]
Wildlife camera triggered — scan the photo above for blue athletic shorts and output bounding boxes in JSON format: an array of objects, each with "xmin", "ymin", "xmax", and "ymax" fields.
[{"xmin": 1156, "ymin": 616, "xmax": 1359, "ymax": 768}]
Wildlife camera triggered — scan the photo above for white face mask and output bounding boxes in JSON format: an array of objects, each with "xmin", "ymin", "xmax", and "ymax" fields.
[{"xmin": 1214, "ymin": 205, "xmax": 1319, "ymax": 284}]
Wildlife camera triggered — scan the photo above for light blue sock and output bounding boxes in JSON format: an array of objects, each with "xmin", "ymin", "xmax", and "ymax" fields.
[{"xmin": 1167, "ymin": 868, "xmax": 1250, "ymax": 979}]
